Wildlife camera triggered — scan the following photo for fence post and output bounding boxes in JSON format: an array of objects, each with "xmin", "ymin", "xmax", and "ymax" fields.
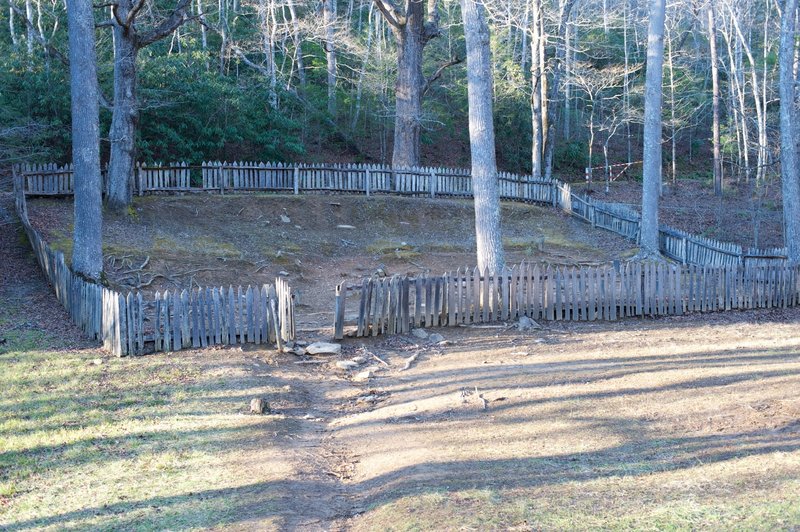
[
  {"xmin": 137, "ymin": 163, "xmax": 144, "ymax": 196},
  {"xmin": 334, "ymin": 283, "xmax": 345, "ymax": 340},
  {"xmin": 365, "ymin": 168, "xmax": 371, "ymax": 196},
  {"xmin": 293, "ymin": 166, "xmax": 300, "ymax": 195},
  {"xmin": 430, "ymin": 169, "xmax": 436, "ymax": 198}
]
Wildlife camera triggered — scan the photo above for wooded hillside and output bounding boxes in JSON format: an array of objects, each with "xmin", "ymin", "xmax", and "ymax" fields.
[{"xmin": 0, "ymin": 0, "xmax": 788, "ymax": 182}]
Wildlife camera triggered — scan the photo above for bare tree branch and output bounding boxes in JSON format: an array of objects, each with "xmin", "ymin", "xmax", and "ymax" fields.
[
  {"xmin": 373, "ymin": 0, "xmax": 404, "ymax": 29},
  {"xmin": 422, "ymin": 56, "xmax": 462, "ymax": 96}
]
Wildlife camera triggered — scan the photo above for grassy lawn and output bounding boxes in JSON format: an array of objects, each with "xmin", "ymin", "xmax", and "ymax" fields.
[{"xmin": 0, "ymin": 296, "xmax": 304, "ymax": 531}]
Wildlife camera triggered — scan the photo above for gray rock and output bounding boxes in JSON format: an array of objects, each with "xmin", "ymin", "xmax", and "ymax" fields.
[
  {"xmin": 411, "ymin": 328, "xmax": 429, "ymax": 339},
  {"xmin": 351, "ymin": 356, "xmax": 367, "ymax": 364},
  {"xmin": 306, "ymin": 342, "xmax": 342, "ymax": 355},
  {"xmin": 517, "ymin": 316, "xmax": 541, "ymax": 331},
  {"xmin": 353, "ymin": 370, "xmax": 374, "ymax": 382},
  {"xmin": 337, "ymin": 224, "xmax": 356, "ymax": 229},
  {"xmin": 336, "ymin": 360, "xmax": 360, "ymax": 370},
  {"xmin": 280, "ymin": 214, "xmax": 291, "ymax": 223},
  {"xmin": 428, "ymin": 333, "xmax": 445, "ymax": 343}
]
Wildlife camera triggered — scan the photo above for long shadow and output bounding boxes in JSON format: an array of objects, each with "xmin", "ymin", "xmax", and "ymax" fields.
[
  {"xmin": 5, "ymin": 425, "xmax": 799, "ymax": 531},
  {"xmin": 332, "ymin": 362, "xmax": 800, "ymax": 434},
  {"xmin": 367, "ymin": 345, "xmax": 800, "ymax": 409}
]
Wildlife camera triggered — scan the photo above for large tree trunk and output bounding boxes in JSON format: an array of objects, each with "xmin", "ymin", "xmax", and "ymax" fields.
[
  {"xmin": 708, "ymin": 3, "xmax": 722, "ymax": 196},
  {"xmin": 640, "ymin": 0, "xmax": 666, "ymax": 256},
  {"xmin": 462, "ymin": 0, "xmax": 504, "ymax": 273},
  {"xmin": 374, "ymin": 0, "xmax": 441, "ymax": 169},
  {"xmin": 105, "ymin": 0, "xmax": 190, "ymax": 211},
  {"xmin": 67, "ymin": 0, "xmax": 103, "ymax": 280},
  {"xmin": 393, "ymin": 25, "xmax": 424, "ymax": 168},
  {"xmin": 779, "ymin": 0, "xmax": 800, "ymax": 264},
  {"xmin": 107, "ymin": 18, "xmax": 139, "ymax": 211}
]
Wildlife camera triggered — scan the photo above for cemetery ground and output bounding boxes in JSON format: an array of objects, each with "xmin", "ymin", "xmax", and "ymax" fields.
[{"xmin": 2, "ymin": 191, "xmax": 800, "ymax": 530}]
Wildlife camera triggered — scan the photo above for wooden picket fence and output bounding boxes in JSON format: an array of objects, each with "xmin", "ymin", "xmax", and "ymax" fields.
[
  {"xmin": 333, "ymin": 260, "xmax": 800, "ymax": 339},
  {"xmin": 13, "ymin": 173, "xmax": 295, "ymax": 357},
  {"xmin": 14, "ymin": 160, "xmax": 788, "ymax": 268}
]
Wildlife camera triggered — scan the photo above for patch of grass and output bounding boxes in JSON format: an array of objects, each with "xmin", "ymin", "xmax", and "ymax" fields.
[
  {"xmin": 0, "ymin": 326, "xmax": 298, "ymax": 530},
  {"xmin": 423, "ymin": 243, "xmax": 467, "ymax": 253}
]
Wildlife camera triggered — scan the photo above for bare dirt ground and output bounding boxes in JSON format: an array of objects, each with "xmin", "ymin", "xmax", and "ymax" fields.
[
  {"xmin": 27, "ymin": 194, "xmax": 636, "ymax": 330},
  {"xmin": 4, "ymin": 191, "xmax": 800, "ymax": 530},
  {"xmin": 571, "ymin": 177, "xmax": 785, "ymax": 249}
]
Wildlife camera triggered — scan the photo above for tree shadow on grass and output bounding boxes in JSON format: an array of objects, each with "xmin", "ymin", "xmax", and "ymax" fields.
[{"xmin": 4, "ymin": 425, "xmax": 798, "ymax": 531}]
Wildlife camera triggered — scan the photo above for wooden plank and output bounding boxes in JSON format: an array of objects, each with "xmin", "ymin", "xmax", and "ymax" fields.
[
  {"xmin": 501, "ymin": 268, "xmax": 510, "ymax": 322},
  {"xmin": 246, "ymin": 286, "xmax": 255, "ymax": 342},
  {"xmin": 334, "ymin": 283, "xmax": 345, "ymax": 339},
  {"xmin": 191, "ymin": 290, "xmax": 201, "ymax": 347},
  {"xmin": 482, "ymin": 268, "xmax": 490, "ymax": 323},
  {"xmin": 212, "ymin": 287, "xmax": 222, "ymax": 344}
]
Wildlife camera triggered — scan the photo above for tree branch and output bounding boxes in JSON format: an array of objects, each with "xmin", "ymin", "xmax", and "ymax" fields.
[
  {"xmin": 124, "ymin": 0, "xmax": 147, "ymax": 28},
  {"xmin": 422, "ymin": 56, "xmax": 462, "ymax": 96},
  {"xmin": 137, "ymin": 0, "xmax": 192, "ymax": 47},
  {"xmin": 373, "ymin": 0, "xmax": 405, "ymax": 29}
]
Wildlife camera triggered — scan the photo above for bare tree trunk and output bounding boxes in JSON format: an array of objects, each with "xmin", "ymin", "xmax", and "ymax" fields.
[
  {"xmin": 24, "ymin": 0, "xmax": 33, "ymax": 55},
  {"xmin": 544, "ymin": 0, "xmax": 576, "ymax": 181},
  {"xmin": 67, "ymin": 0, "xmax": 103, "ymax": 279},
  {"xmin": 107, "ymin": 12, "xmax": 139, "ymax": 210},
  {"xmin": 780, "ymin": 0, "xmax": 800, "ymax": 263},
  {"xmin": 708, "ymin": 2, "xmax": 722, "ymax": 196},
  {"xmin": 640, "ymin": 0, "xmax": 666, "ymax": 256},
  {"xmin": 667, "ymin": 28, "xmax": 676, "ymax": 185},
  {"xmin": 462, "ymin": 0, "xmax": 504, "ymax": 273},
  {"xmin": 196, "ymin": 0, "xmax": 208, "ymax": 53},
  {"xmin": 106, "ymin": 0, "xmax": 191, "ymax": 211},
  {"xmin": 563, "ymin": 19, "xmax": 572, "ymax": 140},
  {"xmin": 352, "ymin": 0, "xmax": 375, "ymax": 130},
  {"xmin": 287, "ymin": 0, "xmax": 306, "ymax": 87},
  {"xmin": 324, "ymin": 0, "xmax": 337, "ymax": 116},
  {"xmin": 530, "ymin": 0, "xmax": 543, "ymax": 177},
  {"xmin": 9, "ymin": 5, "xmax": 19, "ymax": 50},
  {"xmin": 374, "ymin": 0, "xmax": 442, "ymax": 169}
]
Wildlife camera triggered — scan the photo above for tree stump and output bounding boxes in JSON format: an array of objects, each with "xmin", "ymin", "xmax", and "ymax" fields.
[{"xmin": 250, "ymin": 397, "xmax": 270, "ymax": 414}]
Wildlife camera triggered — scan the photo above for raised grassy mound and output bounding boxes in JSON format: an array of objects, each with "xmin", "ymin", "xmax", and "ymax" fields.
[{"xmin": 28, "ymin": 194, "xmax": 637, "ymax": 327}]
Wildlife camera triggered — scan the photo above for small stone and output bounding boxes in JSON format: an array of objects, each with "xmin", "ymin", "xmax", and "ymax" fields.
[
  {"xmin": 428, "ymin": 333, "xmax": 445, "ymax": 343},
  {"xmin": 278, "ymin": 271, "xmax": 290, "ymax": 277},
  {"xmin": 411, "ymin": 328, "xmax": 429, "ymax": 339},
  {"xmin": 280, "ymin": 214, "xmax": 291, "ymax": 223},
  {"xmin": 517, "ymin": 316, "xmax": 540, "ymax": 331},
  {"xmin": 375, "ymin": 268, "xmax": 387, "ymax": 277},
  {"xmin": 91, "ymin": 358, "xmax": 103, "ymax": 365},
  {"xmin": 295, "ymin": 340, "xmax": 308, "ymax": 347},
  {"xmin": 250, "ymin": 397, "xmax": 270, "ymax": 414},
  {"xmin": 336, "ymin": 360, "xmax": 359, "ymax": 370},
  {"xmin": 292, "ymin": 347, "xmax": 307, "ymax": 356},
  {"xmin": 351, "ymin": 356, "xmax": 367, "ymax": 364},
  {"xmin": 353, "ymin": 370, "xmax": 374, "ymax": 382},
  {"xmin": 306, "ymin": 342, "xmax": 342, "ymax": 355},
  {"xmin": 337, "ymin": 224, "xmax": 356, "ymax": 229},
  {"xmin": 437, "ymin": 340, "xmax": 453, "ymax": 347}
]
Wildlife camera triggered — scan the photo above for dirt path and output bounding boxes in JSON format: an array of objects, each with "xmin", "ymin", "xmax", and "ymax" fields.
[{"xmin": 5, "ymin": 188, "xmax": 800, "ymax": 530}]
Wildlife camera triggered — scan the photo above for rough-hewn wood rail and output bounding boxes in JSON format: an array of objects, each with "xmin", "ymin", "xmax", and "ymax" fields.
[
  {"xmin": 15, "ymin": 160, "xmax": 787, "ymax": 269},
  {"xmin": 12, "ymin": 172, "xmax": 295, "ymax": 357},
  {"xmin": 334, "ymin": 261, "xmax": 800, "ymax": 339}
]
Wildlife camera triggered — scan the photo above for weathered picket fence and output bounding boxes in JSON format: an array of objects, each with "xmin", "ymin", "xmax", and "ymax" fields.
[
  {"xmin": 14, "ymin": 160, "xmax": 788, "ymax": 268},
  {"xmin": 13, "ymin": 174, "xmax": 295, "ymax": 357},
  {"xmin": 333, "ymin": 260, "xmax": 800, "ymax": 339}
]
